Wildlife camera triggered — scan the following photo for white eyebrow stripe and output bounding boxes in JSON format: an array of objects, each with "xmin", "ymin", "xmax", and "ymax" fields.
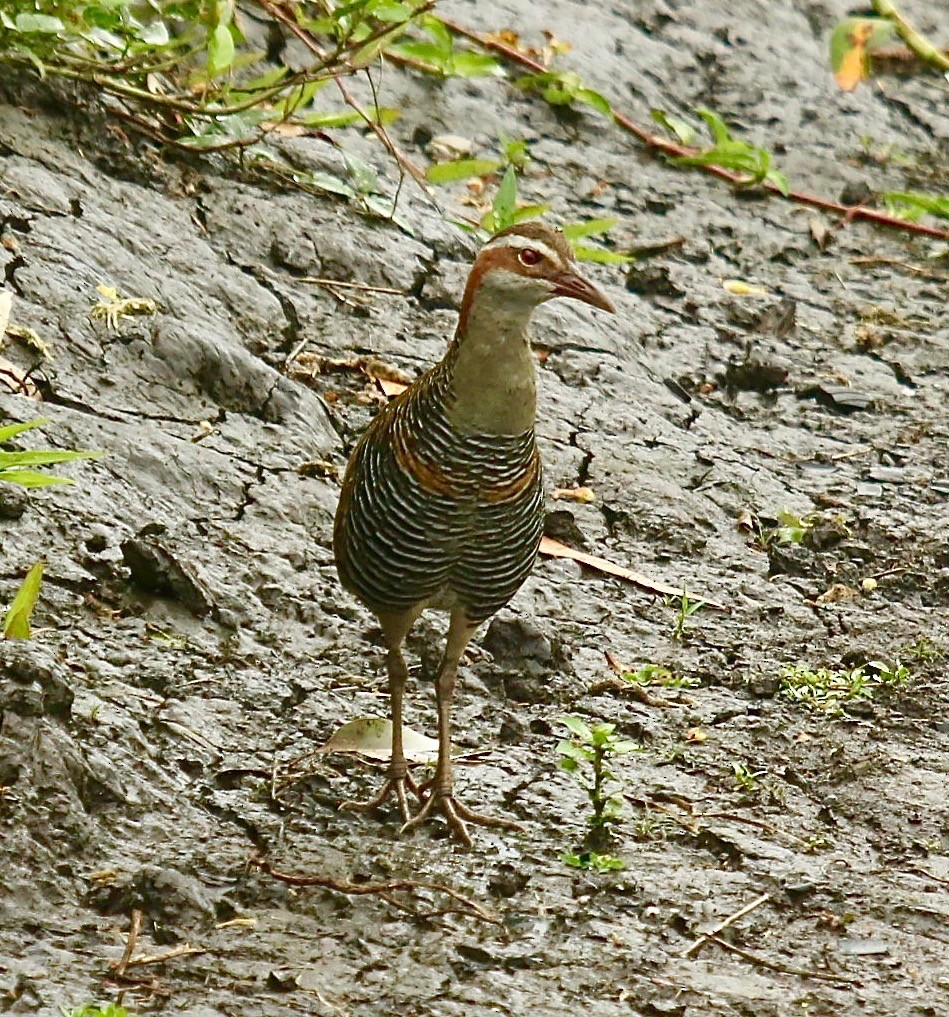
[{"xmin": 485, "ymin": 235, "xmax": 563, "ymax": 265}]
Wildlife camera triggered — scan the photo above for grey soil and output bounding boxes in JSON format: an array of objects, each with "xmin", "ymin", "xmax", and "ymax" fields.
[{"xmin": 1, "ymin": 0, "xmax": 947, "ymax": 1014}]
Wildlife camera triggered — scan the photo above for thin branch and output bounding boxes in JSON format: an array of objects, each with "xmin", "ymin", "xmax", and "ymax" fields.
[
  {"xmin": 871, "ymin": 0, "xmax": 949, "ymax": 72},
  {"xmin": 681, "ymin": 893, "xmax": 771, "ymax": 957},
  {"xmin": 439, "ymin": 17, "xmax": 948, "ymax": 241},
  {"xmin": 252, "ymin": 853, "xmax": 500, "ymax": 925},
  {"xmin": 707, "ymin": 934, "xmax": 860, "ymax": 984}
]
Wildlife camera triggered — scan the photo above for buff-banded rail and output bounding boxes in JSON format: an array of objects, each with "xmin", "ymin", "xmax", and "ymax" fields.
[{"xmin": 334, "ymin": 221, "xmax": 616, "ymax": 845}]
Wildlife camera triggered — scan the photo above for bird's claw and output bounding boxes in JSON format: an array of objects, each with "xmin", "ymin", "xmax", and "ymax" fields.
[
  {"xmin": 400, "ymin": 790, "xmax": 522, "ymax": 847},
  {"xmin": 339, "ymin": 770, "xmax": 425, "ymax": 824}
]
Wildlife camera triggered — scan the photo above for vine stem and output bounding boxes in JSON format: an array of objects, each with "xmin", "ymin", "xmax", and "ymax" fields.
[
  {"xmin": 439, "ymin": 17, "xmax": 947, "ymax": 241},
  {"xmin": 871, "ymin": 0, "xmax": 949, "ymax": 72}
]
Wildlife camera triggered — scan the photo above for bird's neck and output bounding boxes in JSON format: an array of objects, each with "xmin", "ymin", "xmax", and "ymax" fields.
[{"xmin": 443, "ymin": 286, "xmax": 538, "ymax": 435}]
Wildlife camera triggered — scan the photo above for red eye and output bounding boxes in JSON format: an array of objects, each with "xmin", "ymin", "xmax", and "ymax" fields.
[{"xmin": 518, "ymin": 248, "xmax": 542, "ymax": 266}]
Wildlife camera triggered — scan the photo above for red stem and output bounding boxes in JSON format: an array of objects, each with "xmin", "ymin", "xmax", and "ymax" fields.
[{"xmin": 440, "ymin": 17, "xmax": 948, "ymax": 241}]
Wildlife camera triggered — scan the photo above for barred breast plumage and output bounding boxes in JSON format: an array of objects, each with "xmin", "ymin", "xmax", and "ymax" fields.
[{"xmin": 334, "ymin": 340, "xmax": 544, "ymax": 624}]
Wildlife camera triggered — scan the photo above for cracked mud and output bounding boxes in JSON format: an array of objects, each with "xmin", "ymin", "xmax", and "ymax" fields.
[{"xmin": 1, "ymin": 0, "xmax": 947, "ymax": 1014}]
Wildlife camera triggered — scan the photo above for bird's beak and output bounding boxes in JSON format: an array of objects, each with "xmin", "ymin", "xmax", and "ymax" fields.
[{"xmin": 551, "ymin": 267, "xmax": 617, "ymax": 313}]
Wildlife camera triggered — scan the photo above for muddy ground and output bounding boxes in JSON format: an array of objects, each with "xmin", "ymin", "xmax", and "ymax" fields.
[{"xmin": 1, "ymin": 0, "xmax": 947, "ymax": 1013}]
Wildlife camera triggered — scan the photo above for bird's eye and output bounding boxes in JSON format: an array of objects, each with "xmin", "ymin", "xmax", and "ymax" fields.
[{"xmin": 518, "ymin": 248, "xmax": 542, "ymax": 266}]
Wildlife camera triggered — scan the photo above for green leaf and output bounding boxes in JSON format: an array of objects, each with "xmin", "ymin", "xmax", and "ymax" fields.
[
  {"xmin": 207, "ymin": 23, "xmax": 235, "ymax": 77},
  {"xmin": 0, "ymin": 418, "xmax": 49, "ymax": 443},
  {"xmin": 372, "ymin": 1, "xmax": 413, "ymax": 21},
  {"xmin": 343, "ymin": 151, "xmax": 378, "ymax": 194},
  {"xmin": 450, "ymin": 50, "xmax": 504, "ymax": 78},
  {"xmin": 426, "ymin": 158, "xmax": 502, "ymax": 184},
  {"xmin": 575, "ymin": 88, "xmax": 612, "ymax": 116},
  {"xmin": 572, "ymin": 244, "xmax": 630, "ymax": 265},
  {"xmin": 650, "ymin": 109, "xmax": 697, "ymax": 146},
  {"xmin": 560, "ymin": 714, "xmax": 593, "ymax": 742},
  {"xmin": 419, "ymin": 14, "xmax": 452, "ymax": 59},
  {"xmin": 386, "ymin": 40, "xmax": 448, "ymax": 70},
  {"xmin": 301, "ymin": 170, "xmax": 356, "ymax": 197},
  {"xmin": 138, "ymin": 21, "xmax": 170, "ymax": 46},
  {"xmin": 0, "ymin": 469, "xmax": 71, "ymax": 487},
  {"xmin": 766, "ymin": 169, "xmax": 790, "ymax": 196},
  {"xmin": 590, "ymin": 723, "xmax": 617, "ymax": 746},
  {"xmin": 562, "ymin": 218, "xmax": 618, "ymax": 241},
  {"xmin": 3, "ymin": 561, "xmax": 44, "ymax": 639},
  {"xmin": 695, "ymin": 106, "xmax": 731, "ymax": 146},
  {"xmin": 14, "ymin": 13, "xmax": 64, "ymax": 34},
  {"xmin": 0, "ymin": 449, "xmax": 95, "ymax": 468},
  {"xmin": 505, "ymin": 203, "xmax": 550, "ymax": 225},
  {"xmin": 884, "ymin": 191, "xmax": 949, "ymax": 221},
  {"xmin": 490, "ymin": 164, "xmax": 518, "ymax": 230}
]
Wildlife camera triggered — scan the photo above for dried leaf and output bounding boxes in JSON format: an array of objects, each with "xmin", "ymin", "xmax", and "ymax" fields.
[
  {"xmin": 539, "ymin": 536, "xmax": 687, "ymax": 600},
  {"xmin": 686, "ymin": 727, "xmax": 707, "ymax": 743},
  {"xmin": 808, "ymin": 218, "xmax": 834, "ymax": 251},
  {"xmin": 722, "ymin": 279, "xmax": 769, "ymax": 296},
  {"xmin": 317, "ymin": 717, "xmax": 439, "ymax": 763},
  {"xmin": 376, "ymin": 377, "xmax": 408, "ymax": 397},
  {"xmin": 814, "ymin": 583, "xmax": 858, "ymax": 605},
  {"xmin": 551, "ymin": 486, "xmax": 595, "ymax": 503}
]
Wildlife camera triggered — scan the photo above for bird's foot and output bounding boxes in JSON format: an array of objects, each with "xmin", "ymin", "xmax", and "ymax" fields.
[
  {"xmin": 400, "ymin": 789, "xmax": 522, "ymax": 847},
  {"xmin": 339, "ymin": 770, "xmax": 424, "ymax": 824}
]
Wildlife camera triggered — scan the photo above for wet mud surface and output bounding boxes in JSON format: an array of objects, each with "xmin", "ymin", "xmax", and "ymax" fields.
[{"xmin": 1, "ymin": 0, "xmax": 947, "ymax": 1013}]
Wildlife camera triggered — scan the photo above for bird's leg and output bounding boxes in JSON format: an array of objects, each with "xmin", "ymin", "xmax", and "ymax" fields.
[
  {"xmin": 340, "ymin": 611, "xmax": 424, "ymax": 822},
  {"xmin": 402, "ymin": 611, "xmax": 522, "ymax": 846}
]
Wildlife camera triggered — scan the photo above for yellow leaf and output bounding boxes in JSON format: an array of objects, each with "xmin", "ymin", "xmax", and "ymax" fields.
[
  {"xmin": 552, "ymin": 486, "xmax": 596, "ymax": 503},
  {"xmin": 96, "ymin": 283, "xmax": 119, "ymax": 300},
  {"xmin": 722, "ymin": 279, "xmax": 769, "ymax": 296},
  {"xmin": 835, "ymin": 23, "xmax": 872, "ymax": 92},
  {"xmin": 685, "ymin": 727, "xmax": 707, "ymax": 743}
]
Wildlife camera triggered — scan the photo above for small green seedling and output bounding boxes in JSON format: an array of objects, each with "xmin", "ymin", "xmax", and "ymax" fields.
[
  {"xmin": 62, "ymin": 1006, "xmax": 131, "ymax": 1017},
  {"xmin": 731, "ymin": 761, "xmax": 764, "ymax": 794},
  {"xmin": 664, "ymin": 589, "xmax": 704, "ymax": 641},
  {"xmin": 780, "ymin": 660, "xmax": 910, "ymax": 714},
  {"xmin": 514, "ymin": 70, "xmax": 611, "ymax": 116},
  {"xmin": 426, "ymin": 133, "xmax": 532, "ymax": 185},
  {"xmin": 623, "ymin": 663, "xmax": 699, "ymax": 689},
  {"xmin": 563, "ymin": 850, "xmax": 625, "ymax": 872},
  {"xmin": 558, "ymin": 714, "xmax": 637, "ymax": 854}
]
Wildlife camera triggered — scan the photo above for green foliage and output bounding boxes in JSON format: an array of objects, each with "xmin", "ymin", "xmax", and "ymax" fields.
[
  {"xmin": 664, "ymin": 588, "xmax": 704, "ymax": 641},
  {"xmin": 731, "ymin": 761, "xmax": 763, "ymax": 794},
  {"xmin": 3, "ymin": 561, "xmax": 44, "ymax": 640},
  {"xmin": 780, "ymin": 660, "xmax": 910, "ymax": 714},
  {"xmin": 562, "ymin": 218, "xmax": 631, "ymax": 264},
  {"xmin": 563, "ymin": 850, "xmax": 625, "ymax": 872},
  {"xmin": 761, "ymin": 510, "xmax": 813, "ymax": 547},
  {"xmin": 515, "ymin": 71, "xmax": 611, "ymax": 116},
  {"xmin": 426, "ymin": 134, "xmax": 531, "ymax": 186},
  {"xmin": 479, "ymin": 165, "xmax": 550, "ymax": 233},
  {"xmin": 623, "ymin": 664, "xmax": 699, "ymax": 689},
  {"xmin": 62, "ymin": 1006, "xmax": 132, "ymax": 1017},
  {"xmin": 558, "ymin": 715, "xmax": 637, "ymax": 843},
  {"xmin": 654, "ymin": 106, "xmax": 789, "ymax": 194},
  {"xmin": 883, "ymin": 191, "xmax": 949, "ymax": 222},
  {"xmin": 828, "ymin": 16, "xmax": 896, "ymax": 86},
  {"xmin": 650, "ymin": 109, "xmax": 696, "ymax": 145},
  {"xmin": 387, "ymin": 15, "xmax": 502, "ymax": 77},
  {"xmin": 0, "ymin": 418, "xmax": 100, "ymax": 487}
]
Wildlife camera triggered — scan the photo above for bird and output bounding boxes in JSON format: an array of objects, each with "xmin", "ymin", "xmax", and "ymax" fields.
[{"xmin": 333, "ymin": 221, "xmax": 616, "ymax": 844}]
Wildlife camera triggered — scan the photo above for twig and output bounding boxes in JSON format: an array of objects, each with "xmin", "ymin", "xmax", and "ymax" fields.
[
  {"xmin": 850, "ymin": 256, "xmax": 945, "ymax": 279},
  {"xmin": 681, "ymin": 892, "xmax": 771, "ymax": 957},
  {"xmin": 871, "ymin": 0, "xmax": 949, "ymax": 72},
  {"xmin": 439, "ymin": 18, "xmax": 948, "ymax": 241},
  {"xmin": 707, "ymin": 934, "xmax": 859, "ymax": 984},
  {"xmin": 299, "ymin": 277, "xmax": 406, "ymax": 294},
  {"xmin": 256, "ymin": 0, "xmax": 432, "ymax": 196},
  {"xmin": 112, "ymin": 909, "xmax": 143, "ymax": 979},
  {"xmin": 252, "ymin": 854, "xmax": 500, "ymax": 925},
  {"xmin": 126, "ymin": 944, "xmax": 206, "ymax": 967}
]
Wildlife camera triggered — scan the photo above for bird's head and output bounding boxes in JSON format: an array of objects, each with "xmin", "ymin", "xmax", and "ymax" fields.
[{"xmin": 458, "ymin": 221, "xmax": 616, "ymax": 335}]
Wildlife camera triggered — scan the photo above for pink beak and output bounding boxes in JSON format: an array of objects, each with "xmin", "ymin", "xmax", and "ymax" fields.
[{"xmin": 551, "ymin": 268, "xmax": 616, "ymax": 313}]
